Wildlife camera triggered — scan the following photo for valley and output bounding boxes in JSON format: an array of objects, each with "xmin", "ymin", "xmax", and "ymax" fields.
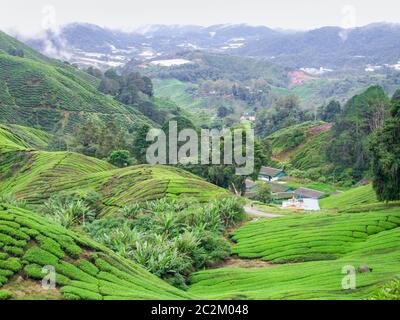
[{"xmin": 0, "ymin": 17, "xmax": 400, "ymax": 302}]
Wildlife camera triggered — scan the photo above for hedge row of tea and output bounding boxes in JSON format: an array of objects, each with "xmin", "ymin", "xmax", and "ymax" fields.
[
  {"xmin": 0, "ymin": 124, "xmax": 51, "ymax": 152},
  {"xmin": 320, "ymin": 185, "xmax": 378, "ymax": 210},
  {"xmin": 0, "ymin": 204, "xmax": 192, "ymax": 300},
  {"xmin": 189, "ymin": 206, "xmax": 400, "ymax": 299},
  {"xmin": 231, "ymin": 206, "xmax": 400, "ymax": 263}
]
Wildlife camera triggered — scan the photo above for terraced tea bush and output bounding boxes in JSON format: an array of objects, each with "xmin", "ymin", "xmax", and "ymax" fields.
[
  {"xmin": 189, "ymin": 207, "xmax": 400, "ymax": 300},
  {"xmin": 0, "ymin": 204, "xmax": 193, "ymax": 300},
  {"xmin": 231, "ymin": 207, "xmax": 400, "ymax": 263},
  {"xmin": 320, "ymin": 185, "xmax": 378, "ymax": 210},
  {"xmin": 0, "ymin": 125, "xmax": 227, "ymax": 214},
  {"xmin": 0, "ymin": 50, "xmax": 152, "ymax": 132}
]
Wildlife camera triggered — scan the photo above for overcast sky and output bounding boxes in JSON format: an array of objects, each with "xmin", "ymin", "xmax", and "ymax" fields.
[{"xmin": 1, "ymin": 0, "xmax": 399, "ymax": 36}]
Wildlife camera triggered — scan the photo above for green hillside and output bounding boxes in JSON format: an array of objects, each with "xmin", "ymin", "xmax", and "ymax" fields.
[
  {"xmin": 320, "ymin": 185, "xmax": 378, "ymax": 210},
  {"xmin": 189, "ymin": 185, "xmax": 400, "ymax": 299},
  {"xmin": 0, "ymin": 31, "xmax": 54, "ymax": 64},
  {"xmin": 266, "ymin": 121, "xmax": 334, "ymax": 178},
  {"xmin": 0, "ymin": 33, "xmax": 153, "ymax": 133},
  {"xmin": 0, "ymin": 204, "xmax": 191, "ymax": 300},
  {"xmin": 189, "ymin": 206, "xmax": 400, "ymax": 299}
]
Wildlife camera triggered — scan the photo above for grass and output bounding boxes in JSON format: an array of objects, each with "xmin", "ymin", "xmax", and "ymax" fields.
[{"xmin": 0, "ymin": 204, "xmax": 192, "ymax": 300}]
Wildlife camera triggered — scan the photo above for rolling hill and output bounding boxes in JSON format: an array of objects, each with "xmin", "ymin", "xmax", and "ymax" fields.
[
  {"xmin": 267, "ymin": 121, "xmax": 333, "ymax": 172},
  {"xmin": 0, "ymin": 31, "xmax": 153, "ymax": 133},
  {"xmin": 189, "ymin": 187, "xmax": 400, "ymax": 300},
  {"xmin": 0, "ymin": 125, "xmax": 226, "ymax": 215},
  {"xmin": 0, "ymin": 204, "xmax": 192, "ymax": 300}
]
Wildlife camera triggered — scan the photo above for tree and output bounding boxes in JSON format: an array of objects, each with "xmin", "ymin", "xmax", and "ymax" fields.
[
  {"xmin": 71, "ymin": 120, "xmax": 128, "ymax": 159},
  {"xmin": 8, "ymin": 48, "xmax": 24, "ymax": 57},
  {"xmin": 327, "ymin": 86, "xmax": 390, "ymax": 181},
  {"xmin": 131, "ymin": 124, "xmax": 152, "ymax": 164},
  {"xmin": 141, "ymin": 76, "xmax": 154, "ymax": 97},
  {"xmin": 98, "ymin": 78, "xmax": 120, "ymax": 96},
  {"xmin": 72, "ymin": 120, "xmax": 102, "ymax": 157},
  {"xmin": 86, "ymin": 67, "xmax": 103, "ymax": 78},
  {"xmin": 254, "ymin": 182, "xmax": 272, "ymax": 203},
  {"xmin": 217, "ymin": 106, "xmax": 230, "ymax": 118},
  {"xmin": 98, "ymin": 122, "xmax": 127, "ymax": 158},
  {"xmin": 370, "ymin": 93, "xmax": 400, "ymax": 201},
  {"xmin": 104, "ymin": 69, "xmax": 119, "ymax": 81},
  {"xmin": 319, "ymin": 100, "xmax": 341, "ymax": 122},
  {"xmin": 108, "ymin": 150, "xmax": 131, "ymax": 168},
  {"xmin": 255, "ymin": 96, "xmax": 305, "ymax": 137}
]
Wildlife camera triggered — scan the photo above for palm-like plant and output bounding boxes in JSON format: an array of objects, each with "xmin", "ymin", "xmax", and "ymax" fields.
[{"xmin": 43, "ymin": 197, "xmax": 96, "ymax": 228}]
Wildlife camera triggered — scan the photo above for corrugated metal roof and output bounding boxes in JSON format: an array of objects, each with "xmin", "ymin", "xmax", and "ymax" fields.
[
  {"xmin": 266, "ymin": 182, "xmax": 292, "ymax": 193},
  {"xmin": 294, "ymin": 187, "xmax": 325, "ymax": 199}
]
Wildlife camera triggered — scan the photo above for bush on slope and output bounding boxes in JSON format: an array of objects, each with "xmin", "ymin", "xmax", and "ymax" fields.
[
  {"xmin": 0, "ymin": 124, "xmax": 51, "ymax": 152},
  {"xmin": 319, "ymin": 185, "xmax": 378, "ymax": 210}
]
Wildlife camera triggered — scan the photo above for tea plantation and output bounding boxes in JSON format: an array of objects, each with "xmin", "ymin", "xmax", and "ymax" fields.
[
  {"xmin": 189, "ymin": 205, "xmax": 400, "ymax": 299},
  {"xmin": 0, "ymin": 204, "xmax": 192, "ymax": 300},
  {"xmin": 0, "ymin": 125, "xmax": 226, "ymax": 215},
  {"xmin": 0, "ymin": 50, "xmax": 152, "ymax": 132}
]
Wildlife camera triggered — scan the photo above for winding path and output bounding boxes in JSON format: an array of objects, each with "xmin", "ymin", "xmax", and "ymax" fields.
[{"xmin": 244, "ymin": 206, "xmax": 283, "ymax": 218}]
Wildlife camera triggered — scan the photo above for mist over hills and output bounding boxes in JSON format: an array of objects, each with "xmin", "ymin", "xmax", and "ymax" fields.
[{"xmin": 18, "ymin": 22, "xmax": 400, "ymax": 71}]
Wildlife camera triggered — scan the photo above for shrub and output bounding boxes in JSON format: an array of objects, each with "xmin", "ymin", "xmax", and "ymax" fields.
[
  {"xmin": 86, "ymin": 197, "xmax": 245, "ymax": 289},
  {"xmin": 370, "ymin": 280, "xmax": 400, "ymax": 300},
  {"xmin": 253, "ymin": 182, "xmax": 272, "ymax": 203},
  {"xmin": 119, "ymin": 204, "xmax": 142, "ymax": 219},
  {"xmin": 108, "ymin": 150, "xmax": 132, "ymax": 168},
  {"xmin": 0, "ymin": 290, "xmax": 12, "ymax": 300},
  {"xmin": 0, "ymin": 194, "xmax": 27, "ymax": 209}
]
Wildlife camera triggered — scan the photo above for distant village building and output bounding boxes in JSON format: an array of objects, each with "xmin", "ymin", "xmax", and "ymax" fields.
[
  {"xmin": 259, "ymin": 166, "xmax": 286, "ymax": 182},
  {"xmin": 240, "ymin": 113, "xmax": 256, "ymax": 122},
  {"xmin": 271, "ymin": 192, "xmax": 296, "ymax": 201},
  {"xmin": 282, "ymin": 198, "xmax": 320, "ymax": 211}
]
